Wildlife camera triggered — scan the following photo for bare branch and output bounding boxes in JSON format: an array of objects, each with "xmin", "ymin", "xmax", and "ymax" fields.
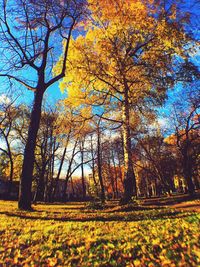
[{"xmin": 0, "ymin": 74, "xmax": 36, "ymax": 91}]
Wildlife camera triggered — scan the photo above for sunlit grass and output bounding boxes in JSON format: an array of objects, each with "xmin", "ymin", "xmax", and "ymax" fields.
[{"xmin": 0, "ymin": 200, "xmax": 199, "ymax": 266}]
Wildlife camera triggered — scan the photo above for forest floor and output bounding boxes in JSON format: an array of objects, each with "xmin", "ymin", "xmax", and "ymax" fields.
[{"xmin": 0, "ymin": 195, "xmax": 199, "ymax": 266}]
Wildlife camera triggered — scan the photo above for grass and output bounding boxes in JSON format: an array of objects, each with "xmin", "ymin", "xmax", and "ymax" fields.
[{"xmin": 0, "ymin": 199, "xmax": 199, "ymax": 266}]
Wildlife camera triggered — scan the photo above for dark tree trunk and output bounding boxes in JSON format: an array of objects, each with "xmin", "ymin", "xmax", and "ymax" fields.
[
  {"xmin": 35, "ymin": 165, "xmax": 46, "ymax": 201},
  {"xmin": 51, "ymin": 146, "xmax": 67, "ymax": 201},
  {"xmin": 18, "ymin": 89, "xmax": 44, "ymax": 210},
  {"xmin": 193, "ymin": 174, "xmax": 200, "ymax": 190},
  {"xmin": 7, "ymin": 156, "xmax": 14, "ymax": 197},
  {"xmin": 71, "ymin": 176, "xmax": 75, "ymax": 196},
  {"xmin": 48, "ymin": 137, "xmax": 56, "ymax": 202},
  {"xmin": 62, "ymin": 139, "xmax": 78, "ymax": 201},
  {"xmin": 183, "ymin": 155, "xmax": 195, "ymax": 196}
]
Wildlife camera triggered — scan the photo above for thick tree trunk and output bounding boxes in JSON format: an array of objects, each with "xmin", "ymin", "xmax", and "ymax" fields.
[
  {"xmin": 35, "ymin": 164, "xmax": 46, "ymax": 201},
  {"xmin": 18, "ymin": 89, "xmax": 44, "ymax": 210},
  {"xmin": 183, "ymin": 154, "xmax": 195, "ymax": 196},
  {"xmin": 121, "ymin": 90, "xmax": 137, "ymax": 203}
]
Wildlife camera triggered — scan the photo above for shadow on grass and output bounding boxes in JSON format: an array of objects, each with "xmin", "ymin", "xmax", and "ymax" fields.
[
  {"xmin": 0, "ymin": 209, "xmax": 195, "ymax": 223},
  {"xmin": 141, "ymin": 193, "xmax": 200, "ymax": 206},
  {"xmin": 34, "ymin": 206, "xmax": 86, "ymax": 211}
]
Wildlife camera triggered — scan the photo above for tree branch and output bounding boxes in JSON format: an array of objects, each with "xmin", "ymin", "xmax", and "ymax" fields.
[{"xmin": 0, "ymin": 74, "xmax": 36, "ymax": 92}]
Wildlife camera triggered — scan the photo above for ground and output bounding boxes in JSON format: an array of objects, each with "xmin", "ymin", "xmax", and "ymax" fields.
[{"xmin": 0, "ymin": 196, "xmax": 199, "ymax": 266}]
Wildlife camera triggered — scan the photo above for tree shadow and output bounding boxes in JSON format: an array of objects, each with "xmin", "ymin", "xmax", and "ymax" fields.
[
  {"xmin": 141, "ymin": 193, "xmax": 200, "ymax": 206},
  {"xmin": 0, "ymin": 209, "xmax": 195, "ymax": 223}
]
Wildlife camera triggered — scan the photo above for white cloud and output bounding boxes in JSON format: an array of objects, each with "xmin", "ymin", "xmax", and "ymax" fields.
[
  {"xmin": 0, "ymin": 94, "xmax": 11, "ymax": 105},
  {"xmin": 157, "ymin": 117, "xmax": 169, "ymax": 128}
]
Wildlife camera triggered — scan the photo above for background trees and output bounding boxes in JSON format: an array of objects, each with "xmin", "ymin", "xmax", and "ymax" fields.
[
  {"xmin": 0, "ymin": 0, "xmax": 199, "ymax": 204},
  {"xmin": 54, "ymin": 0, "xmax": 194, "ymax": 202},
  {"xmin": 165, "ymin": 84, "xmax": 200, "ymax": 195}
]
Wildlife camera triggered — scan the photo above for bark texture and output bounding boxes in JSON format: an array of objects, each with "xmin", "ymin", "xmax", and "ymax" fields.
[
  {"xmin": 121, "ymin": 89, "xmax": 137, "ymax": 203},
  {"xmin": 18, "ymin": 89, "xmax": 44, "ymax": 210}
]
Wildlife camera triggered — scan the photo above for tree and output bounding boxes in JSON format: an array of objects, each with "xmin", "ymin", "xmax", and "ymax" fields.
[
  {"xmin": 0, "ymin": 97, "xmax": 21, "ymax": 196},
  {"xmin": 33, "ymin": 107, "xmax": 59, "ymax": 202},
  {"xmin": 0, "ymin": 0, "xmax": 86, "ymax": 210},
  {"xmin": 165, "ymin": 85, "xmax": 200, "ymax": 195},
  {"xmin": 54, "ymin": 0, "xmax": 191, "ymax": 202},
  {"xmin": 135, "ymin": 134, "xmax": 177, "ymax": 196}
]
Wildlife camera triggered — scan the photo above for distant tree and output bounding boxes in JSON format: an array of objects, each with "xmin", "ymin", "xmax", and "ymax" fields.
[
  {"xmin": 135, "ymin": 134, "xmax": 177, "ymax": 196},
  {"xmin": 33, "ymin": 108, "xmax": 59, "ymax": 202},
  {"xmin": 0, "ymin": 97, "xmax": 21, "ymax": 195},
  {"xmin": 165, "ymin": 85, "xmax": 200, "ymax": 195}
]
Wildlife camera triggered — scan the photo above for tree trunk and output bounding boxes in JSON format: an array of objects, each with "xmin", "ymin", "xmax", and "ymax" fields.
[
  {"xmin": 90, "ymin": 135, "xmax": 98, "ymax": 188},
  {"xmin": 80, "ymin": 140, "xmax": 86, "ymax": 199},
  {"xmin": 183, "ymin": 154, "xmax": 195, "ymax": 196},
  {"xmin": 117, "ymin": 147, "xmax": 123, "ymax": 185},
  {"xmin": 62, "ymin": 139, "xmax": 78, "ymax": 201},
  {"xmin": 108, "ymin": 156, "xmax": 116, "ymax": 198},
  {"xmin": 35, "ymin": 164, "xmax": 46, "ymax": 201},
  {"xmin": 97, "ymin": 124, "xmax": 105, "ymax": 203},
  {"xmin": 18, "ymin": 89, "xmax": 44, "ymax": 210},
  {"xmin": 2, "ymin": 131, "xmax": 14, "ymax": 197},
  {"xmin": 51, "ymin": 146, "xmax": 67, "ymax": 201},
  {"xmin": 111, "ymin": 150, "xmax": 119, "ymax": 198},
  {"xmin": 121, "ymin": 89, "xmax": 137, "ymax": 203},
  {"xmin": 7, "ymin": 155, "xmax": 14, "ymax": 198},
  {"xmin": 48, "ymin": 137, "xmax": 56, "ymax": 202}
]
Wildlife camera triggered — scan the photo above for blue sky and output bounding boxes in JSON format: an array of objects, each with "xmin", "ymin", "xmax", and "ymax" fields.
[
  {"xmin": 0, "ymin": 0, "xmax": 199, "ymax": 179},
  {"xmin": 0, "ymin": 0, "xmax": 199, "ymax": 108}
]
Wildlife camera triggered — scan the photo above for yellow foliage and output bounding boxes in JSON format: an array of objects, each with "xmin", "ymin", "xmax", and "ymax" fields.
[{"xmin": 53, "ymin": 0, "xmax": 189, "ymax": 120}]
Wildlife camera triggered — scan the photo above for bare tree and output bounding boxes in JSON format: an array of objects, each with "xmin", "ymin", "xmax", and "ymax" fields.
[
  {"xmin": 171, "ymin": 86, "xmax": 200, "ymax": 195},
  {"xmin": 0, "ymin": 96, "xmax": 20, "ymax": 196},
  {"xmin": 0, "ymin": 0, "xmax": 86, "ymax": 210}
]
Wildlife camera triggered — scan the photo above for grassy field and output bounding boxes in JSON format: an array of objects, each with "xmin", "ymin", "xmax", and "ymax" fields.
[{"xmin": 0, "ymin": 199, "xmax": 199, "ymax": 266}]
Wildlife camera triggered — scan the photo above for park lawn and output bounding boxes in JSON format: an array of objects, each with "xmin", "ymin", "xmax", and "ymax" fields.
[{"xmin": 0, "ymin": 200, "xmax": 199, "ymax": 266}]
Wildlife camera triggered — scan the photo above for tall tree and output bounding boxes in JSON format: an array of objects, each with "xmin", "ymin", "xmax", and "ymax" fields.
[
  {"xmin": 54, "ymin": 0, "xmax": 192, "ymax": 202},
  {"xmin": 0, "ymin": 0, "xmax": 86, "ymax": 210}
]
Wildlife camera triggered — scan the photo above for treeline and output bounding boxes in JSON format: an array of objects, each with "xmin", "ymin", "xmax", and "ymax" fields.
[
  {"xmin": 0, "ymin": 0, "xmax": 200, "ymax": 210},
  {"xmin": 0, "ymin": 85, "xmax": 199, "ymax": 202}
]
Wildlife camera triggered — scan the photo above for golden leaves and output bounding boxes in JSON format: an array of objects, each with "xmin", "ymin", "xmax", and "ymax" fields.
[
  {"xmin": 53, "ymin": 0, "xmax": 190, "ymax": 116},
  {"xmin": 0, "ymin": 200, "xmax": 199, "ymax": 266}
]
